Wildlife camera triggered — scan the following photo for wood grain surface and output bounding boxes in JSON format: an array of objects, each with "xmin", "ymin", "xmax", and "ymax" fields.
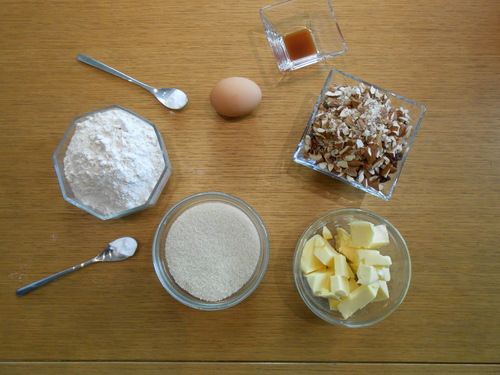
[{"xmin": 1, "ymin": 0, "xmax": 498, "ymax": 373}]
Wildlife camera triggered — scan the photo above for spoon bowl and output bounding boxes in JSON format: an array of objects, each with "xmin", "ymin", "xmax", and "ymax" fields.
[
  {"xmin": 16, "ymin": 237, "xmax": 138, "ymax": 297},
  {"xmin": 77, "ymin": 54, "xmax": 188, "ymax": 110}
]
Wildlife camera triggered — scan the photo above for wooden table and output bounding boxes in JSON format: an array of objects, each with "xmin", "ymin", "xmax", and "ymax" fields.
[{"xmin": 1, "ymin": 0, "xmax": 498, "ymax": 373}]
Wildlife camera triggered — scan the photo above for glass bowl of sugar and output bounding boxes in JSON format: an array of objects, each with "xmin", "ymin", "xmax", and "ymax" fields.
[
  {"xmin": 152, "ymin": 192, "xmax": 270, "ymax": 310},
  {"xmin": 53, "ymin": 105, "xmax": 172, "ymax": 220}
]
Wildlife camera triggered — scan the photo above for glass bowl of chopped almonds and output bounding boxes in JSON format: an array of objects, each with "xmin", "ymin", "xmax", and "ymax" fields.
[
  {"xmin": 293, "ymin": 208, "xmax": 411, "ymax": 327},
  {"xmin": 293, "ymin": 69, "xmax": 426, "ymax": 200}
]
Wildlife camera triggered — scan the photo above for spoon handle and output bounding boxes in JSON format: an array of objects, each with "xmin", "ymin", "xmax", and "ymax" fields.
[
  {"xmin": 77, "ymin": 54, "xmax": 154, "ymax": 92},
  {"xmin": 15, "ymin": 258, "xmax": 97, "ymax": 297}
]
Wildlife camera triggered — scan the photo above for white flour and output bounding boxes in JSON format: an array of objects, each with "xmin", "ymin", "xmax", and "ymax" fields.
[{"xmin": 64, "ymin": 107, "xmax": 165, "ymax": 216}]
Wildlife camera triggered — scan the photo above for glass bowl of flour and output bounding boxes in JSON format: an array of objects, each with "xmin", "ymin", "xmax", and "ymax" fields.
[
  {"xmin": 152, "ymin": 192, "xmax": 270, "ymax": 310},
  {"xmin": 53, "ymin": 105, "xmax": 172, "ymax": 220}
]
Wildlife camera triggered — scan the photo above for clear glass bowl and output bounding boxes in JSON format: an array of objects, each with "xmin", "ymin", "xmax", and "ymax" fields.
[
  {"xmin": 293, "ymin": 69, "xmax": 426, "ymax": 200},
  {"xmin": 53, "ymin": 105, "xmax": 172, "ymax": 220},
  {"xmin": 260, "ymin": 0, "xmax": 347, "ymax": 72},
  {"xmin": 293, "ymin": 208, "xmax": 411, "ymax": 327},
  {"xmin": 152, "ymin": 192, "xmax": 270, "ymax": 311}
]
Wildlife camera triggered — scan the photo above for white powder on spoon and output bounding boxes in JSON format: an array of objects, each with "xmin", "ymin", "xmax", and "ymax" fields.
[
  {"xmin": 165, "ymin": 201, "xmax": 261, "ymax": 302},
  {"xmin": 109, "ymin": 237, "xmax": 138, "ymax": 257}
]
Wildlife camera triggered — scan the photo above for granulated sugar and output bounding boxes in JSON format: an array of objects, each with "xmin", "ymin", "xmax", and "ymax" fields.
[{"xmin": 165, "ymin": 201, "xmax": 261, "ymax": 302}]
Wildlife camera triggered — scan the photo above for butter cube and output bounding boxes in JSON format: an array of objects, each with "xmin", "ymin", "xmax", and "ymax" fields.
[
  {"xmin": 348, "ymin": 277, "xmax": 359, "ymax": 293},
  {"xmin": 347, "ymin": 262, "xmax": 355, "ymax": 279},
  {"xmin": 322, "ymin": 226, "xmax": 333, "ymax": 240},
  {"xmin": 315, "ymin": 235, "xmax": 327, "ymax": 248},
  {"xmin": 330, "ymin": 275, "xmax": 350, "ymax": 297},
  {"xmin": 335, "ymin": 228, "xmax": 359, "ymax": 263},
  {"xmin": 376, "ymin": 266, "xmax": 391, "ymax": 281},
  {"xmin": 333, "ymin": 254, "xmax": 350, "ymax": 278},
  {"xmin": 338, "ymin": 284, "xmax": 379, "ymax": 319},
  {"xmin": 328, "ymin": 298, "xmax": 340, "ymax": 311},
  {"xmin": 349, "ymin": 221, "xmax": 390, "ymax": 249},
  {"xmin": 374, "ymin": 280, "xmax": 390, "ymax": 301},
  {"xmin": 357, "ymin": 249, "xmax": 380, "ymax": 263},
  {"xmin": 300, "ymin": 235, "xmax": 325, "ymax": 274},
  {"xmin": 314, "ymin": 241, "xmax": 337, "ymax": 267},
  {"xmin": 356, "ymin": 263, "xmax": 379, "ymax": 285},
  {"xmin": 305, "ymin": 270, "xmax": 333, "ymax": 295},
  {"xmin": 363, "ymin": 253, "xmax": 392, "ymax": 267},
  {"xmin": 335, "ymin": 227, "xmax": 351, "ymax": 248}
]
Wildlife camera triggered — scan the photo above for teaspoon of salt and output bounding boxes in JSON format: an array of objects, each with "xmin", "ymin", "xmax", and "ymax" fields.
[{"xmin": 16, "ymin": 237, "xmax": 138, "ymax": 297}]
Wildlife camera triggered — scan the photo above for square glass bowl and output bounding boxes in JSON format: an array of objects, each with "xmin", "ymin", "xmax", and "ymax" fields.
[
  {"xmin": 293, "ymin": 69, "xmax": 426, "ymax": 200},
  {"xmin": 152, "ymin": 192, "xmax": 270, "ymax": 311},
  {"xmin": 53, "ymin": 105, "xmax": 172, "ymax": 220},
  {"xmin": 260, "ymin": 0, "xmax": 347, "ymax": 72},
  {"xmin": 293, "ymin": 208, "xmax": 411, "ymax": 327}
]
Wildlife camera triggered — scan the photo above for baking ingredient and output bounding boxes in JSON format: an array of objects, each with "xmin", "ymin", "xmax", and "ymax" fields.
[
  {"xmin": 109, "ymin": 237, "xmax": 138, "ymax": 257},
  {"xmin": 165, "ymin": 201, "xmax": 260, "ymax": 302},
  {"xmin": 210, "ymin": 77, "xmax": 262, "ymax": 117},
  {"xmin": 283, "ymin": 28, "xmax": 318, "ymax": 61},
  {"xmin": 300, "ymin": 221, "xmax": 392, "ymax": 319},
  {"xmin": 300, "ymin": 235, "xmax": 325, "ymax": 274},
  {"xmin": 337, "ymin": 284, "xmax": 379, "ymax": 319},
  {"xmin": 349, "ymin": 221, "xmax": 390, "ymax": 249},
  {"xmin": 64, "ymin": 107, "xmax": 165, "ymax": 216},
  {"xmin": 302, "ymin": 83, "xmax": 413, "ymax": 192}
]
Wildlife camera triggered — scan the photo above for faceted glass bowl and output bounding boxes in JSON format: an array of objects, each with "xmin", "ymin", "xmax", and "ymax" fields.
[
  {"xmin": 152, "ymin": 192, "xmax": 270, "ymax": 311},
  {"xmin": 260, "ymin": 0, "xmax": 347, "ymax": 72},
  {"xmin": 293, "ymin": 69, "xmax": 426, "ymax": 200},
  {"xmin": 293, "ymin": 208, "xmax": 411, "ymax": 327},
  {"xmin": 53, "ymin": 105, "xmax": 172, "ymax": 220}
]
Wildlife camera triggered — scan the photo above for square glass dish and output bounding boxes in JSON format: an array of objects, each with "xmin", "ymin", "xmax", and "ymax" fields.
[
  {"xmin": 260, "ymin": 0, "xmax": 347, "ymax": 72},
  {"xmin": 293, "ymin": 69, "xmax": 426, "ymax": 200}
]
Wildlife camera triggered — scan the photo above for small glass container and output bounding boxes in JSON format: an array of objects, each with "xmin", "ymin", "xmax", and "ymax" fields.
[
  {"xmin": 53, "ymin": 105, "xmax": 172, "ymax": 220},
  {"xmin": 152, "ymin": 192, "xmax": 270, "ymax": 311},
  {"xmin": 293, "ymin": 69, "xmax": 426, "ymax": 200},
  {"xmin": 260, "ymin": 0, "xmax": 348, "ymax": 72},
  {"xmin": 293, "ymin": 208, "xmax": 411, "ymax": 327}
]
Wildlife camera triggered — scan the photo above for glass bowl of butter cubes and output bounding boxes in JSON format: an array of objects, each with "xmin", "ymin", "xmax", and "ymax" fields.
[{"xmin": 293, "ymin": 208, "xmax": 411, "ymax": 327}]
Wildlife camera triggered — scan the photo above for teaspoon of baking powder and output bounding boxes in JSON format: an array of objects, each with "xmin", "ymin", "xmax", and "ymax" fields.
[{"xmin": 15, "ymin": 237, "xmax": 138, "ymax": 297}]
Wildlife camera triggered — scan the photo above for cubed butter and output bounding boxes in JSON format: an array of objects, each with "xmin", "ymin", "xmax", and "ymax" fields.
[
  {"xmin": 348, "ymin": 277, "xmax": 359, "ymax": 293},
  {"xmin": 305, "ymin": 270, "xmax": 333, "ymax": 295},
  {"xmin": 328, "ymin": 298, "xmax": 340, "ymax": 311},
  {"xmin": 363, "ymin": 253, "xmax": 392, "ymax": 267},
  {"xmin": 357, "ymin": 249, "xmax": 380, "ymax": 262},
  {"xmin": 333, "ymin": 254, "xmax": 350, "ymax": 278},
  {"xmin": 356, "ymin": 263, "xmax": 379, "ymax": 285},
  {"xmin": 335, "ymin": 228, "xmax": 359, "ymax": 263},
  {"xmin": 374, "ymin": 280, "xmax": 390, "ymax": 301},
  {"xmin": 315, "ymin": 235, "xmax": 327, "ymax": 248},
  {"xmin": 349, "ymin": 221, "xmax": 390, "ymax": 249},
  {"xmin": 376, "ymin": 266, "xmax": 391, "ymax": 281},
  {"xmin": 300, "ymin": 235, "xmax": 325, "ymax": 274},
  {"xmin": 322, "ymin": 226, "xmax": 333, "ymax": 240},
  {"xmin": 338, "ymin": 284, "xmax": 379, "ymax": 319},
  {"xmin": 330, "ymin": 275, "xmax": 349, "ymax": 297},
  {"xmin": 314, "ymin": 241, "xmax": 337, "ymax": 267}
]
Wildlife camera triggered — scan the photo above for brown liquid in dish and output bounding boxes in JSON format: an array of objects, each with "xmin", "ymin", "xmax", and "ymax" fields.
[{"xmin": 283, "ymin": 28, "xmax": 317, "ymax": 61}]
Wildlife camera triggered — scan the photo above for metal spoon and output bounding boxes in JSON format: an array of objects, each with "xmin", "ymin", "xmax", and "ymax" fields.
[
  {"xmin": 77, "ymin": 54, "xmax": 188, "ymax": 110},
  {"xmin": 16, "ymin": 237, "xmax": 138, "ymax": 297}
]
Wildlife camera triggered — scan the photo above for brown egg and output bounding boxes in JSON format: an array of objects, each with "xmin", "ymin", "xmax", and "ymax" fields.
[{"xmin": 210, "ymin": 77, "xmax": 262, "ymax": 118}]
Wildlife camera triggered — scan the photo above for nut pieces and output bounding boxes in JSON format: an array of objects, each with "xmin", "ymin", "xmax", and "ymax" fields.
[{"xmin": 303, "ymin": 83, "xmax": 412, "ymax": 192}]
